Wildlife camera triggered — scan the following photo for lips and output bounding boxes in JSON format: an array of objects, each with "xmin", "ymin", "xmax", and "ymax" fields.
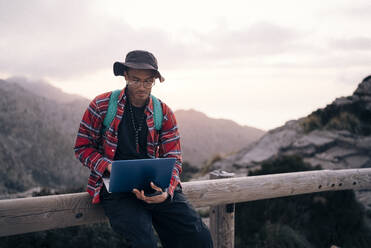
[{"xmin": 135, "ymin": 91, "xmax": 147, "ymax": 97}]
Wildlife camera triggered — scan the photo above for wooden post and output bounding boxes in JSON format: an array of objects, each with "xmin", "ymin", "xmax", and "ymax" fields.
[{"xmin": 209, "ymin": 170, "xmax": 235, "ymax": 248}]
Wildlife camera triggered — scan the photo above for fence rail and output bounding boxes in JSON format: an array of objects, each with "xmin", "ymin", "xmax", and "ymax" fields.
[{"xmin": 1, "ymin": 168, "xmax": 371, "ymax": 241}]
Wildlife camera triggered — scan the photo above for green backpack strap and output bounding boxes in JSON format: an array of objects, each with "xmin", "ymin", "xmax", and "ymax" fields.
[
  {"xmin": 151, "ymin": 95, "xmax": 163, "ymax": 131},
  {"xmin": 102, "ymin": 90, "xmax": 163, "ymax": 134},
  {"xmin": 102, "ymin": 89, "xmax": 121, "ymax": 134}
]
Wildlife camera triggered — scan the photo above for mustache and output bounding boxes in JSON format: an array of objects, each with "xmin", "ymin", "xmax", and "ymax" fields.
[{"xmin": 135, "ymin": 90, "xmax": 148, "ymax": 94}]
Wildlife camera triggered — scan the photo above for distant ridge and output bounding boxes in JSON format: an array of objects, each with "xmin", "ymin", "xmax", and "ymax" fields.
[
  {"xmin": 175, "ymin": 109, "xmax": 265, "ymax": 167},
  {"xmin": 6, "ymin": 76, "xmax": 87, "ymax": 103}
]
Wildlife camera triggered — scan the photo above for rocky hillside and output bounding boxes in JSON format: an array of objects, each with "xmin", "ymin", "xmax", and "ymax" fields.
[
  {"xmin": 213, "ymin": 75, "xmax": 371, "ymax": 173},
  {"xmin": 212, "ymin": 75, "xmax": 371, "ymax": 207}
]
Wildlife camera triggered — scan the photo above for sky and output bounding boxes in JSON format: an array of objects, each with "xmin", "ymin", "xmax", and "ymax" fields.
[{"xmin": 1, "ymin": 0, "xmax": 370, "ymax": 130}]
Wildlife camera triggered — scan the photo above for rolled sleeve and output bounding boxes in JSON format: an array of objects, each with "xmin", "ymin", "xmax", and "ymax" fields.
[
  {"xmin": 74, "ymin": 97, "xmax": 110, "ymax": 175},
  {"xmin": 159, "ymin": 104, "xmax": 183, "ymax": 199}
]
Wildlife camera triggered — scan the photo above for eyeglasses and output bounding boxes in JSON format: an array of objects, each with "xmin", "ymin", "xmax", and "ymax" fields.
[{"xmin": 127, "ymin": 76, "xmax": 155, "ymax": 89}]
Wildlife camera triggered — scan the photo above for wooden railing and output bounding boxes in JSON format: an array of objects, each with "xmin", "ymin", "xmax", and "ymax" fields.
[{"xmin": 1, "ymin": 168, "xmax": 371, "ymax": 248}]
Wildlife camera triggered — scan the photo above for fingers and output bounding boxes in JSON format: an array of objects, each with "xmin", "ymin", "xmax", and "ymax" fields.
[
  {"xmin": 140, "ymin": 190, "xmax": 146, "ymax": 200},
  {"xmin": 132, "ymin": 189, "xmax": 167, "ymax": 204},
  {"xmin": 150, "ymin": 182, "xmax": 162, "ymax": 192},
  {"xmin": 132, "ymin": 188, "xmax": 140, "ymax": 199},
  {"xmin": 132, "ymin": 189, "xmax": 154, "ymax": 203},
  {"xmin": 132, "ymin": 184, "xmax": 167, "ymax": 204},
  {"xmin": 106, "ymin": 164, "xmax": 112, "ymax": 173},
  {"xmin": 144, "ymin": 192, "xmax": 168, "ymax": 204},
  {"xmin": 132, "ymin": 188, "xmax": 145, "ymax": 201}
]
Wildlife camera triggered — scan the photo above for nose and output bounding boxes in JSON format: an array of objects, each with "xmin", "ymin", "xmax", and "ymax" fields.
[{"xmin": 137, "ymin": 82, "xmax": 147, "ymax": 90}]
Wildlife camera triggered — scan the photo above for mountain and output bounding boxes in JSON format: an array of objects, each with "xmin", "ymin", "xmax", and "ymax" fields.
[
  {"xmin": 6, "ymin": 76, "xmax": 87, "ymax": 103},
  {"xmin": 0, "ymin": 79, "xmax": 89, "ymax": 195},
  {"xmin": 175, "ymin": 109, "xmax": 265, "ymax": 167},
  {"xmin": 0, "ymin": 77, "xmax": 264, "ymax": 194},
  {"xmin": 211, "ymin": 75, "xmax": 371, "ymax": 207}
]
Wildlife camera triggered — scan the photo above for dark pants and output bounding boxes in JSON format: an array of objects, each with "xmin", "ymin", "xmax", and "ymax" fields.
[{"xmin": 100, "ymin": 186, "xmax": 213, "ymax": 248}]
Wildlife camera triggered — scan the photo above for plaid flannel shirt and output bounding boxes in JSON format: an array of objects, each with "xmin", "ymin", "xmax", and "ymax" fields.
[{"xmin": 74, "ymin": 88, "xmax": 182, "ymax": 204}]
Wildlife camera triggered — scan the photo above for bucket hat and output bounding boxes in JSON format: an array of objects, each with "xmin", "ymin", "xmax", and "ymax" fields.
[{"xmin": 113, "ymin": 50, "xmax": 165, "ymax": 82}]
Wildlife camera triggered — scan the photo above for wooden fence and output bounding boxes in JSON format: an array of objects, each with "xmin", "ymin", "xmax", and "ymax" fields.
[{"xmin": 1, "ymin": 168, "xmax": 371, "ymax": 248}]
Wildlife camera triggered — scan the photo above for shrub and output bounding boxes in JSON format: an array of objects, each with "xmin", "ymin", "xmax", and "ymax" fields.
[
  {"xmin": 200, "ymin": 153, "xmax": 223, "ymax": 175},
  {"xmin": 301, "ymin": 114, "xmax": 322, "ymax": 133},
  {"xmin": 236, "ymin": 155, "xmax": 371, "ymax": 248},
  {"xmin": 325, "ymin": 112, "xmax": 361, "ymax": 133},
  {"xmin": 180, "ymin": 161, "xmax": 200, "ymax": 182}
]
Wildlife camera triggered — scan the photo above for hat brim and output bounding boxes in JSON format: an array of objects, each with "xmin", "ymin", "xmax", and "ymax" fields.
[{"xmin": 113, "ymin": 62, "xmax": 165, "ymax": 82}]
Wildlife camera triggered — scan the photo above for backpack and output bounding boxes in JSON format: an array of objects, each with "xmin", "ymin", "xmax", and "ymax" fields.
[{"xmin": 102, "ymin": 89, "xmax": 163, "ymax": 134}]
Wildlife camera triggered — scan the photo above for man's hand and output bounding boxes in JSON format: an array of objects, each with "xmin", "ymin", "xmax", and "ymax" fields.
[
  {"xmin": 132, "ymin": 182, "xmax": 168, "ymax": 204},
  {"xmin": 106, "ymin": 164, "xmax": 112, "ymax": 173}
]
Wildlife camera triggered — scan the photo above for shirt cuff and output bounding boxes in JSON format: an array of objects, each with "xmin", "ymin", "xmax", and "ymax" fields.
[
  {"xmin": 94, "ymin": 157, "xmax": 112, "ymax": 177},
  {"xmin": 166, "ymin": 181, "xmax": 181, "ymax": 201},
  {"xmin": 166, "ymin": 186, "xmax": 175, "ymax": 201}
]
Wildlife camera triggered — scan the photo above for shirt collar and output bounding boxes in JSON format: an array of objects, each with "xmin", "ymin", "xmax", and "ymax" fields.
[{"xmin": 119, "ymin": 87, "xmax": 154, "ymax": 114}]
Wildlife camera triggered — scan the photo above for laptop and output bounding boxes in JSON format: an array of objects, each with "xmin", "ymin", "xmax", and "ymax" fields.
[{"xmin": 103, "ymin": 158, "xmax": 176, "ymax": 193}]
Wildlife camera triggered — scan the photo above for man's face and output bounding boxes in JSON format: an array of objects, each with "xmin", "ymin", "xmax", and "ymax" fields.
[{"xmin": 124, "ymin": 68, "xmax": 155, "ymax": 103}]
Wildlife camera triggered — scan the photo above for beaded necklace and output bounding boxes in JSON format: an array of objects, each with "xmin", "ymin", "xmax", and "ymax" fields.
[{"xmin": 128, "ymin": 102, "xmax": 146, "ymax": 153}]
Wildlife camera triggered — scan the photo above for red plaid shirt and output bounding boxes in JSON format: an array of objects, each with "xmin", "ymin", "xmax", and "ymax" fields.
[{"xmin": 74, "ymin": 88, "xmax": 182, "ymax": 204}]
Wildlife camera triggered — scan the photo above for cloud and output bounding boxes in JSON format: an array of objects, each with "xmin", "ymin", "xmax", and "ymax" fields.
[
  {"xmin": 0, "ymin": 0, "xmax": 107, "ymax": 78},
  {"xmin": 0, "ymin": 0, "xmax": 201, "ymax": 79},
  {"xmin": 200, "ymin": 22, "xmax": 300, "ymax": 58},
  {"xmin": 344, "ymin": 3, "xmax": 371, "ymax": 18},
  {"xmin": 150, "ymin": 21, "xmax": 305, "ymax": 70},
  {"xmin": 0, "ymin": 0, "xmax": 307, "ymax": 79},
  {"xmin": 1, "ymin": 0, "xmax": 368, "ymax": 83},
  {"xmin": 330, "ymin": 37, "xmax": 371, "ymax": 51}
]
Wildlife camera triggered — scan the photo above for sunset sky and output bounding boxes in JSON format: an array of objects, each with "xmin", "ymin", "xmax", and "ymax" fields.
[{"xmin": 1, "ymin": 0, "xmax": 370, "ymax": 130}]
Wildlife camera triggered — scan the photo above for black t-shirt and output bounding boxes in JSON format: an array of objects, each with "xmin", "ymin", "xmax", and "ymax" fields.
[{"xmin": 114, "ymin": 101, "xmax": 149, "ymax": 160}]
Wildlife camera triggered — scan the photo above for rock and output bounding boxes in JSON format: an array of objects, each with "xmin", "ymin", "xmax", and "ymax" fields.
[
  {"xmin": 354, "ymin": 75, "xmax": 371, "ymax": 97},
  {"xmin": 334, "ymin": 96, "xmax": 353, "ymax": 106},
  {"xmin": 344, "ymin": 155, "xmax": 370, "ymax": 168},
  {"xmin": 356, "ymin": 136, "xmax": 371, "ymax": 149},
  {"xmin": 292, "ymin": 131, "xmax": 334, "ymax": 149}
]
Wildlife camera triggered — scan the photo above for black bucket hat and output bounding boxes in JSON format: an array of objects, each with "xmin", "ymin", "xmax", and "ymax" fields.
[{"xmin": 113, "ymin": 50, "xmax": 165, "ymax": 82}]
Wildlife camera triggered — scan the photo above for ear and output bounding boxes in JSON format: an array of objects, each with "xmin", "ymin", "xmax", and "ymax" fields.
[{"xmin": 123, "ymin": 70, "xmax": 129, "ymax": 81}]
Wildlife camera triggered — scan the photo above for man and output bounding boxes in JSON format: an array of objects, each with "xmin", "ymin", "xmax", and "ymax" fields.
[{"xmin": 74, "ymin": 50, "xmax": 213, "ymax": 248}]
